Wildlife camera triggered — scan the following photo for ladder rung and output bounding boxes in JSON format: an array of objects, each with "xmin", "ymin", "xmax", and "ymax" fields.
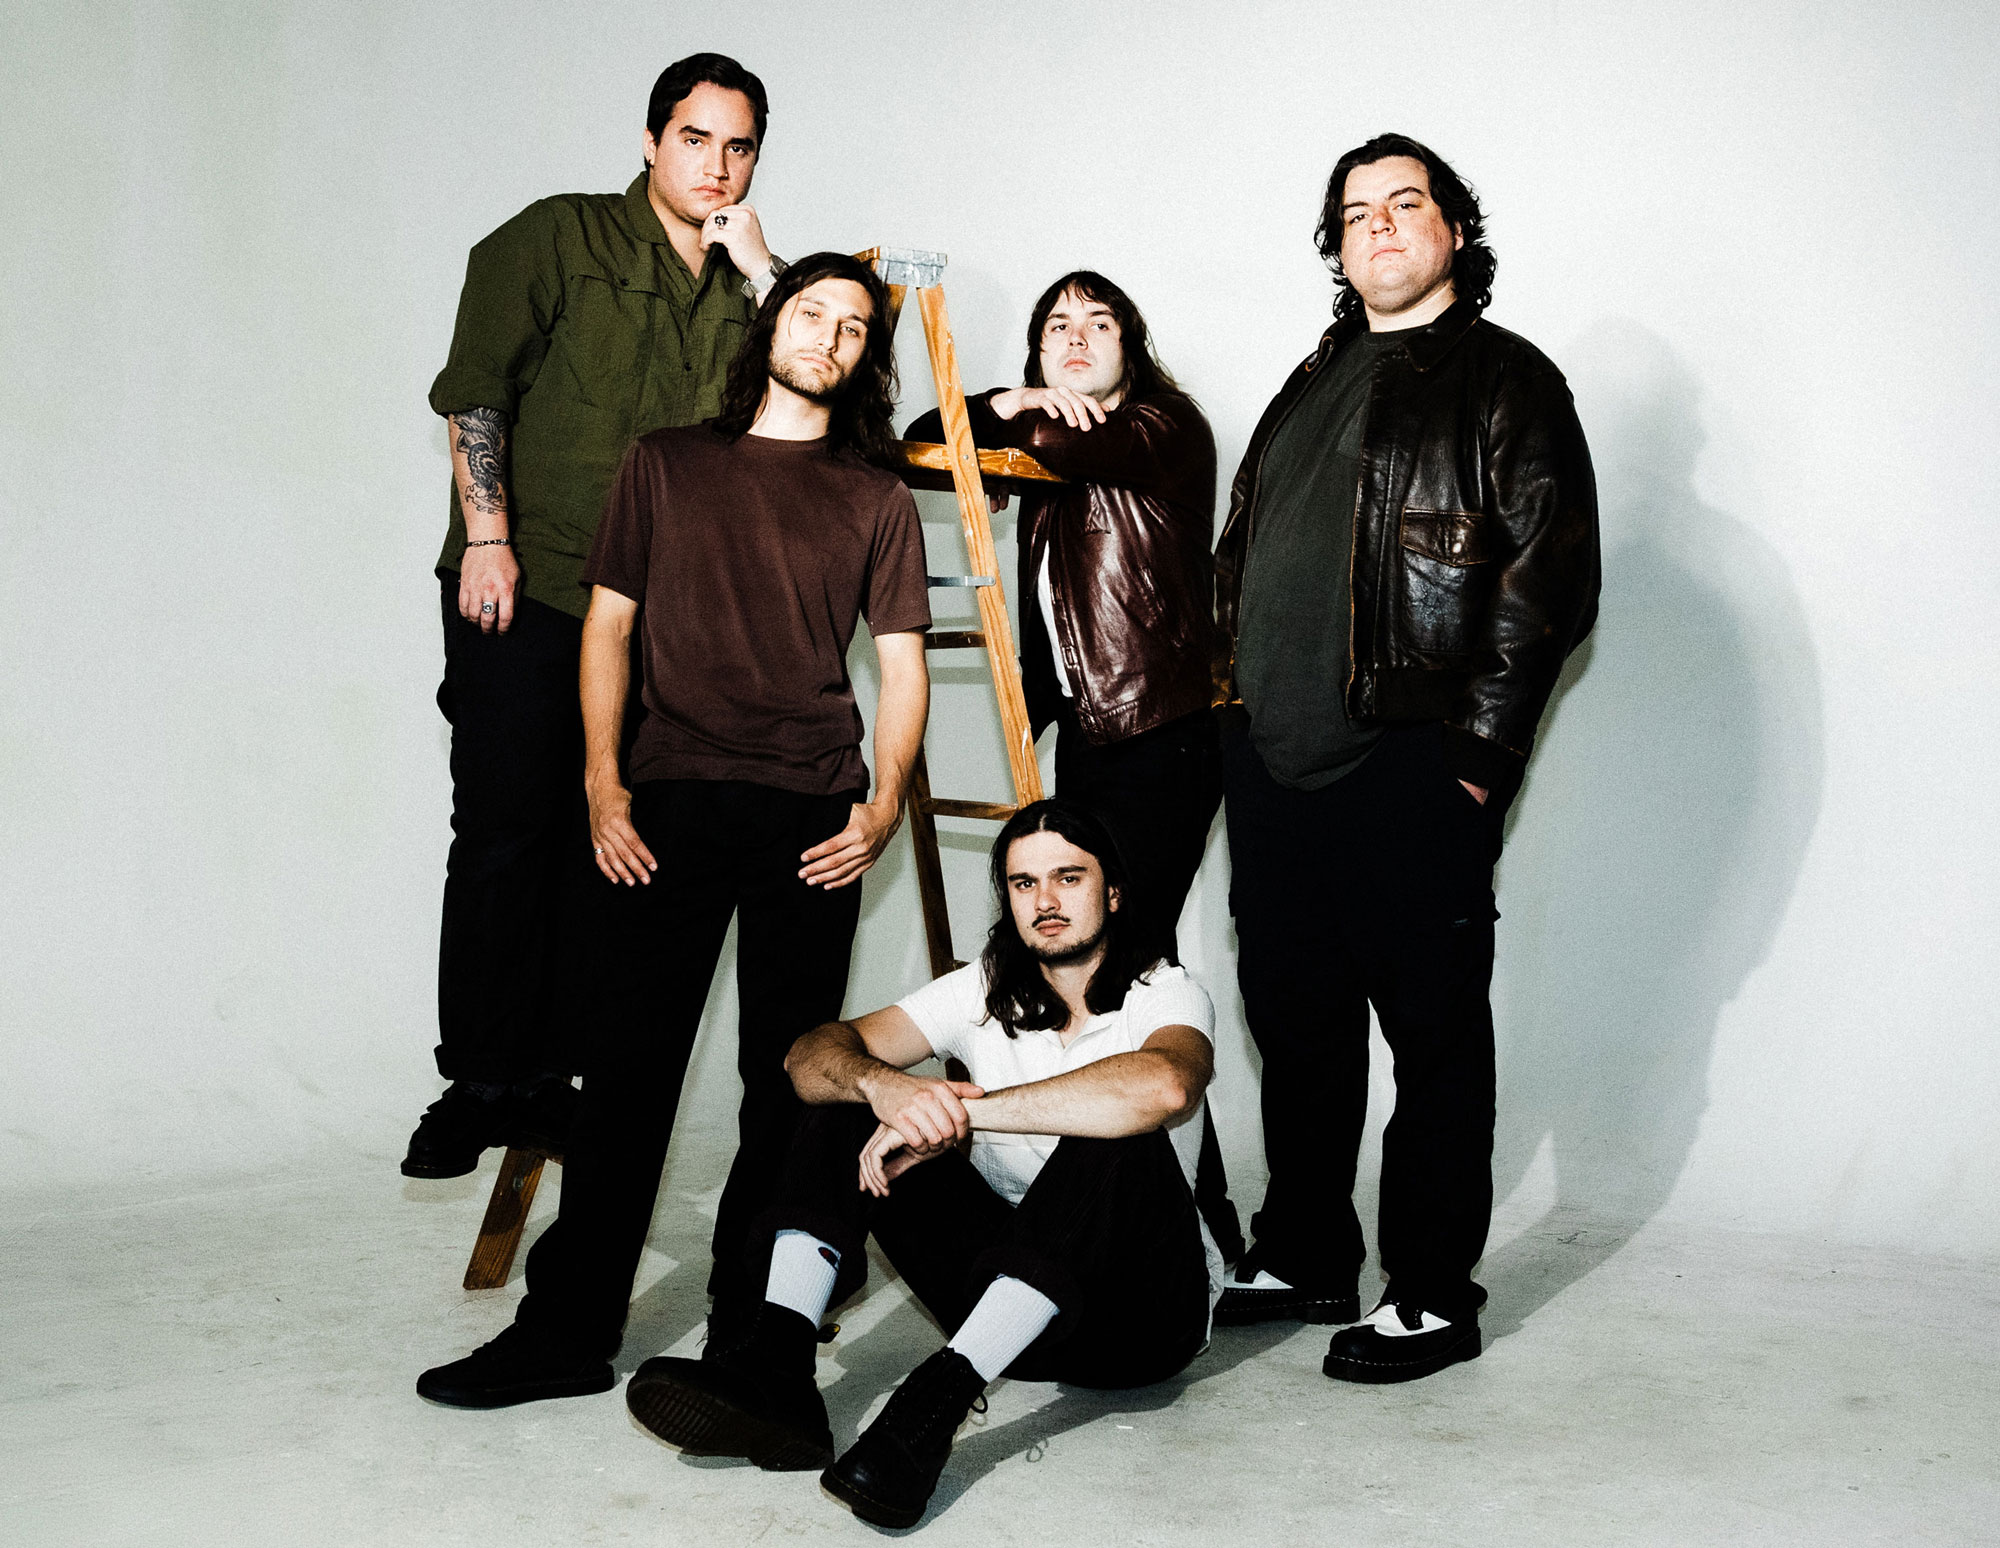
[
  {"xmin": 924, "ymin": 630, "xmax": 986, "ymax": 650},
  {"xmin": 928, "ymin": 574, "xmax": 994, "ymax": 588},
  {"xmin": 923, "ymin": 798, "xmax": 1019, "ymax": 821},
  {"xmin": 893, "ymin": 441, "xmax": 1064, "ymax": 488}
]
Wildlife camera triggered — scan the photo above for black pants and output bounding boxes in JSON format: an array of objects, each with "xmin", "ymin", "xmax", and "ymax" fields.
[
  {"xmin": 1222, "ymin": 716, "xmax": 1500, "ymax": 1322},
  {"xmin": 760, "ymin": 1105, "xmax": 1211, "ymax": 1389},
  {"xmin": 515, "ymin": 779, "xmax": 863, "ymax": 1358},
  {"xmin": 433, "ymin": 576, "xmax": 599, "ymax": 1082},
  {"xmin": 1053, "ymin": 704, "xmax": 1244, "ymax": 1262}
]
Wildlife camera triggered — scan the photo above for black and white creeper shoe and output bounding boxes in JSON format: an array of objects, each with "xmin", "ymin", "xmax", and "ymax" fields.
[
  {"xmin": 1212, "ymin": 1249, "xmax": 1360, "ymax": 1327},
  {"xmin": 1322, "ymin": 1299, "xmax": 1481, "ymax": 1383}
]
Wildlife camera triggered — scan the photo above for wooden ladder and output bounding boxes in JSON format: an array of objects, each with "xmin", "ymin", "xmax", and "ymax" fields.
[
  {"xmin": 859, "ymin": 246, "xmax": 1060, "ymax": 977},
  {"xmin": 458, "ymin": 246, "xmax": 1060, "ymax": 1292}
]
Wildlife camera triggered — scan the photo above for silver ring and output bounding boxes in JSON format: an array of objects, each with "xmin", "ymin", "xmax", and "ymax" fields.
[
  {"xmin": 593, "ymin": 846, "xmax": 604, "ymax": 854},
  {"xmin": 712, "ymin": 212, "xmax": 728, "ymax": 227},
  {"xmin": 480, "ymin": 602, "xmax": 495, "ymax": 613}
]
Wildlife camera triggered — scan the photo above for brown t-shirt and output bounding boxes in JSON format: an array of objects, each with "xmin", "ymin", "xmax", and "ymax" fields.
[{"xmin": 582, "ymin": 426, "xmax": 931, "ymax": 795}]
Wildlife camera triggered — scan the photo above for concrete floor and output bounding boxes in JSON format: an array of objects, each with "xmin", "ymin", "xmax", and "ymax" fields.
[{"xmin": 5, "ymin": 1131, "xmax": 1996, "ymax": 1547}]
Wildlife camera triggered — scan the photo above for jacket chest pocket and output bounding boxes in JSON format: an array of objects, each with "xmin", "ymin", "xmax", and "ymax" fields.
[{"xmin": 1396, "ymin": 508, "xmax": 1498, "ymax": 657}]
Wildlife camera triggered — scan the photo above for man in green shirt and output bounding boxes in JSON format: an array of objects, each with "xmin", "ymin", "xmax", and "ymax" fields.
[{"xmin": 406, "ymin": 52, "xmax": 787, "ymax": 1180}]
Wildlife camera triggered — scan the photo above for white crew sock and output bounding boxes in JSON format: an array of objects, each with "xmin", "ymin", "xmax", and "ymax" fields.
[
  {"xmin": 764, "ymin": 1229, "xmax": 841, "ymax": 1327},
  {"xmin": 946, "ymin": 1275, "xmax": 1060, "ymax": 1382}
]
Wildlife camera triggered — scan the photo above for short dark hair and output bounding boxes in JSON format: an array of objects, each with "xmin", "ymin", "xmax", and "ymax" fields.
[
  {"xmin": 978, "ymin": 799, "xmax": 1170, "ymax": 1039},
  {"xmin": 709, "ymin": 252, "xmax": 901, "ymax": 465},
  {"xmin": 646, "ymin": 52, "xmax": 769, "ymax": 147},
  {"xmin": 1316, "ymin": 133, "xmax": 1496, "ymax": 323},
  {"xmin": 1022, "ymin": 270, "xmax": 1180, "ymax": 403}
]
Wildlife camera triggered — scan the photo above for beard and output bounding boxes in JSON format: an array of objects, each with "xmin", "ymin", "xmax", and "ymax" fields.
[
  {"xmin": 769, "ymin": 347, "xmax": 849, "ymax": 404},
  {"xmin": 1025, "ymin": 913, "xmax": 1106, "ymax": 966}
]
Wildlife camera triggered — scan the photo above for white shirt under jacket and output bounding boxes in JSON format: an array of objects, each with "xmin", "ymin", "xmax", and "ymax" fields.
[{"xmin": 895, "ymin": 961, "xmax": 1225, "ymax": 1307}]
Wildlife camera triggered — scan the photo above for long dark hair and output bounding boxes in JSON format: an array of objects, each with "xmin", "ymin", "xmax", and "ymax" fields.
[
  {"xmin": 710, "ymin": 252, "xmax": 901, "ymax": 465},
  {"xmin": 646, "ymin": 53, "xmax": 769, "ymax": 145},
  {"xmin": 1022, "ymin": 270, "xmax": 1180, "ymax": 404},
  {"xmin": 1316, "ymin": 133, "xmax": 1496, "ymax": 324},
  {"xmin": 979, "ymin": 799, "xmax": 1169, "ymax": 1038}
]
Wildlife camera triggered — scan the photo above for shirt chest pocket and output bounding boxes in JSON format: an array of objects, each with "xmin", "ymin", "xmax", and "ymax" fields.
[{"xmin": 550, "ymin": 272, "xmax": 659, "ymax": 410}]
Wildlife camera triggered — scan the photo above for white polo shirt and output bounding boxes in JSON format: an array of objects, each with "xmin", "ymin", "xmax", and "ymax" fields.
[{"xmin": 896, "ymin": 960, "xmax": 1225, "ymax": 1305}]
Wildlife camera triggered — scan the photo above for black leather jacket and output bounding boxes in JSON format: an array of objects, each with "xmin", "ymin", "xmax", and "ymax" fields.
[
  {"xmin": 1215, "ymin": 300, "xmax": 1600, "ymax": 797},
  {"xmin": 909, "ymin": 388, "xmax": 1217, "ymax": 745}
]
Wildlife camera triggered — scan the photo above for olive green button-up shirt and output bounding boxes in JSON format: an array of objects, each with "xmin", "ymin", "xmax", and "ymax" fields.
[{"xmin": 429, "ymin": 175, "xmax": 758, "ymax": 618}]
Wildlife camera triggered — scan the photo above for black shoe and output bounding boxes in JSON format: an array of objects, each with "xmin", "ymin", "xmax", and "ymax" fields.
[
  {"xmin": 820, "ymin": 1349, "xmax": 987, "ymax": 1529},
  {"xmin": 1212, "ymin": 1248, "xmax": 1360, "ymax": 1327},
  {"xmin": 1322, "ymin": 1300, "xmax": 1481, "ymax": 1384},
  {"xmin": 400, "ymin": 1081, "xmax": 509, "ymax": 1179},
  {"xmin": 503, "ymin": 1073, "xmax": 578, "ymax": 1155},
  {"xmin": 625, "ymin": 1303, "xmax": 833, "ymax": 1471},
  {"xmin": 416, "ymin": 1323, "xmax": 615, "ymax": 1408}
]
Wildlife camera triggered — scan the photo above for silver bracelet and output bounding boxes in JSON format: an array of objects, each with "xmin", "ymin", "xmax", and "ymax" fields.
[{"xmin": 464, "ymin": 537, "xmax": 511, "ymax": 547}]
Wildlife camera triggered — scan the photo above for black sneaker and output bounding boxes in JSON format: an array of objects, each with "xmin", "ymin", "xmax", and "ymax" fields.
[
  {"xmin": 1322, "ymin": 1299, "xmax": 1481, "ymax": 1384},
  {"xmin": 416, "ymin": 1323, "xmax": 615, "ymax": 1408},
  {"xmin": 625, "ymin": 1303, "xmax": 833, "ymax": 1472},
  {"xmin": 400, "ymin": 1081, "xmax": 509, "ymax": 1179},
  {"xmin": 503, "ymin": 1073, "xmax": 578, "ymax": 1155},
  {"xmin": 1212, "ymin": 1248, "xmax": 1360, "ymax": 1327},
  {"xmin": 820, "ymin": 1348, "xmax": 988, "ymax": 1529}
]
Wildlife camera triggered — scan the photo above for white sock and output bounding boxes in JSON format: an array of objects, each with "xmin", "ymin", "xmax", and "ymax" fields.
[
  {"xmin": 946, "ymin": 1275, "xmax": 1060, "ymax": 1382},
  {"xmin": 764, "ymin": 1230, "xmax": 841, "ymax": 1327},
  {"xmin": 1361, "ymin": 1301, "xmax": 1452, "ymax": 1337}
]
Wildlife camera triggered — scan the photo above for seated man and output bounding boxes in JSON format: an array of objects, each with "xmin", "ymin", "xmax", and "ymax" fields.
[{"xmin": 624, "ymin": 799, "xmax": 1223, "ymax": 1529}]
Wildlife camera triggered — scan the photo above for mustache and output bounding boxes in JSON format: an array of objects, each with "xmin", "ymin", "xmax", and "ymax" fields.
[{"xmin": 1033, "ymin": 911, "xmax": 1071, "ymax": 926}]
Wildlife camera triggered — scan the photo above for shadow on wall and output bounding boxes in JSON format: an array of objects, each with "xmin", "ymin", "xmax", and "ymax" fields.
[{"xmin": 1479, "ymin": 320, "xmax": 1824, "ymax": 1336}]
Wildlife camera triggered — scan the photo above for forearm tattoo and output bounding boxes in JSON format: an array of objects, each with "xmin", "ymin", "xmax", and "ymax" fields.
[{"xmin": 453, "ymin": 407, "xmax": 510, "ymax": 517}]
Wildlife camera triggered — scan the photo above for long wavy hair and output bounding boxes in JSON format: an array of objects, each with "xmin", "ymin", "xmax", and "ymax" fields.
[
  {"xmin": 1021, "ymin": 270, "xmax": 1180, "ymax": 404},
  {"xmin": 1316, "ymin": 133, "xmax": 1497, "ymax": 324},
  {"xmin": 979, "ymin": 799, "xmax": 1169, "ymax": 1038},
  {"xmin": 710, "ymin": 252, "xmax": 901, "ymax": 464}
]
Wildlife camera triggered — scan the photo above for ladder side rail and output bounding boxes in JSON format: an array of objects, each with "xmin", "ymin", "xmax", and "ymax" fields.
[{"xmin": 913, "ymin": 283, "xmax": 1045, "ymax": 809}]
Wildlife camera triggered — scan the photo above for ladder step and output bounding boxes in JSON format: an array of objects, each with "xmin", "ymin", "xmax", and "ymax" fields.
[
  {"xmin": 928, "ymin": 574, "xmax": 994, "ymax": 588},
  {"xmin": 893, "ymin": 441, "xmax": 1063, "ymax": 490},
  {"xmin": 924, "ymin": 630, "xmax": 987, "ymax": 650},
  {"xmin": 923, "ymin": 798, "xmax": 1019, "ymax": 821}
]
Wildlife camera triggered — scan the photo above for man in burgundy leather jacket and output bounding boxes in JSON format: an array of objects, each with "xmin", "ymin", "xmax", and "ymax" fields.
[
  {"xmin": 906, "ymin": 270, "xmax": 1244, "ymax": 1260},
  {"xmin": 1210, "ymin": 135, "xmax": 1600, "ymax": 1382}
]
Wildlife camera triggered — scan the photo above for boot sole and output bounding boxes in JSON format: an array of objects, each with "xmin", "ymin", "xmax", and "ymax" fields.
[
  {"xmin": 1212, "ymin": 1293, "xmax": 1361, "ymax": 1327},
  {"xmin": 400, "ymin": 1154, "xmax": 482, "ymax": 1180},
  {"xmin": 626, "ymin": 1370, "xmax": 832, "ymax": 1472},
  {"xmin": 415, "ymin": 1367, "xmax": 614, "ymax": 1409},
  {"xmin": 820, "ymin": 1465, "xmax": 926, "ymax": 1530},
  {"xmin": 1322, "ymin": 1328, "xmax": 1482, "ymax": 1384}
]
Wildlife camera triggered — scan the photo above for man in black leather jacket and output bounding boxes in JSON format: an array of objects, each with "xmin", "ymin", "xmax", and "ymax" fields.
[
  {"xmin": 906, "ymin": 270, "xmax": 1244, "ymax": 1261},
  {"xmin": 1210, "ymin": 134, "xmax": 1600, "ymax": 1382}
]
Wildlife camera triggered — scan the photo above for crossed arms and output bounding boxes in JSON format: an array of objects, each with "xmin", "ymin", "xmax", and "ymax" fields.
[{"xmin": 783, "ymin": 1006, "xmax": 1213, "ymax": 1196}]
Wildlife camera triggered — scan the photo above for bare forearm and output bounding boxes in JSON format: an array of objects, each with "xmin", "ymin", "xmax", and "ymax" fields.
[
  {"xmin": 964, "ymin": 1052, "xmax": 1194, "ymax": 1139},
  {"xmin": 868, "ymin": 648, "xmax": 930, "ymax": 814},
  {"xmin": 578, "ymin": 615, "xmax": 632, "ymax": 787},
  {"xmin": 449, "ymin": 408, "xmax": 512, "ymax": 540},
  {"xmin": 786, "ymin": 1021, "xmax": 911, "ymax": 1107}
]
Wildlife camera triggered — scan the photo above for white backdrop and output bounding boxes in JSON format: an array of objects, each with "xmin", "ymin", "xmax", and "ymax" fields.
[{"xmin": 2, "ymin": 0, "xmax": 1996, "ymax": 1262}]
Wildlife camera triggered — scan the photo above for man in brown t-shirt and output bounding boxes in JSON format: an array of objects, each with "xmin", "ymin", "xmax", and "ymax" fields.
[{"xmin": 419, "ymin": 253, "xmax": 932, "ymax": 1410}]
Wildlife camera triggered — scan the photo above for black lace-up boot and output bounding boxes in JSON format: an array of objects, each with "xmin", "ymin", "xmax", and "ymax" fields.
[
  {"xmin": 625, "ymin": 1303, "xmax": 833, "ymax": 1471},
  {"xmin": 820, "ymin": 1348, "xmax": 989, "ymax": 1528}
]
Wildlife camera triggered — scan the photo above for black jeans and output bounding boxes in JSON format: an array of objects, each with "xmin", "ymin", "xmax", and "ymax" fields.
[
  {"xmin": 515, "ymin": 779, "xmax": 863, "ymax": 1358},
  {"xmin": 759, "ymin": 1105, "xmax": 1211, "ymax": 1389},
  {"xmin": 1222, "ymin": 715, "xmax": 1500, "ymax": 1322},
  {"xmin": 433, "ymin": 576, "xmax": 600, "ymax": 1082},
  {"xmin": 1052, "ymin": 704, "xmax": 1222, "ymax": 958},
  {"xmin": 1052, "ymin": 704, "xmax": 1244, "ymax": 1260}
]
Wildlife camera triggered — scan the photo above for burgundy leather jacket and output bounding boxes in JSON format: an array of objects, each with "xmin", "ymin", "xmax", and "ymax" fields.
[
  {"xmin": 1215, "ymin": 301, "xmax": 1600, "ymax": 797},
  {"xmin": 909, "ymin": 389, "xmax": 1217, "ymax": 745}
]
